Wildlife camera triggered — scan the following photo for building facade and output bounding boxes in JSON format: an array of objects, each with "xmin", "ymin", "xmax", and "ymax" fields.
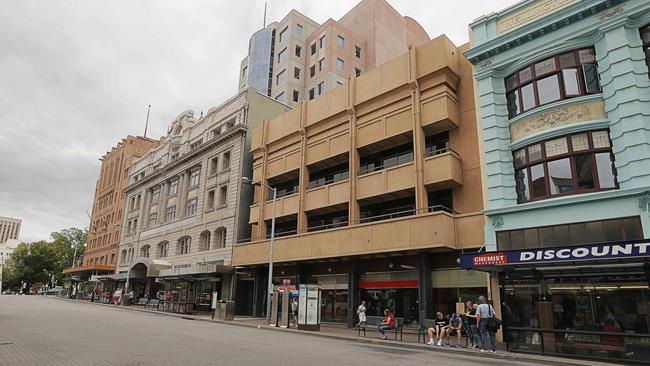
[
  {"xmin": 115, "ymin": 89, "xmax": 290, "ymax": 314},
  {"xmin": 63, "ymin": 136, "xmax": 157, "ymax": 286},
  {"xmin": 464, "ymin": 0, "xmax": 650, "ymax": 363},
  {"xmin": 0, "ymin": 216, "xmax": 21, "ymax": 244},
  {"xmin": 233, "ymin": 35, "xmax": 487, "ymax": 325},
  {"xmin": 238, "ymin": 0, "xmax": 430, "ymax": 107}
]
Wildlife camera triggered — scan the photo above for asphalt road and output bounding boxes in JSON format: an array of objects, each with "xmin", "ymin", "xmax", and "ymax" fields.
[{"xmin": 0, "ymin": 296, "xmax": 558, "ymax": 366}]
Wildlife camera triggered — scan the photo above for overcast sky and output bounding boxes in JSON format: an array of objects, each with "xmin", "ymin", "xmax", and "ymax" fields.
[{"xmin": 0, "ymin": 0, "xmax": 519, "ymax": 243}]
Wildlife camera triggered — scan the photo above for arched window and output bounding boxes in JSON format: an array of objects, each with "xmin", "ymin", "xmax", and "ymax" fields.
[
  {"xmin": 140, "ymin": 245, "xmax": 150, "ymax": 258},
  {"xmin": 121, "ymin": 249, "xmax": 127, "ymax": 264},
  {"xmin": 214, "ymin": 227, "xmax": 227, "ymax": 249},
  {"xmin": 199, "ymin": 230, "xmax": 211, "ymax": 251},
  {"xmin": 178, "ymin": 236, "xmax": 191, "ymax": 255},
  {"xmin": 158, "ymin": 241, "xmax": 169, "ymax": 258}
]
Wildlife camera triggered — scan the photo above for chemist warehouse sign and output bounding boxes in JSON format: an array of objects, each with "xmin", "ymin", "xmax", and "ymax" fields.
[{"xmin": 460, "ymin": 240, "xmax": 650, "ymax": 269}]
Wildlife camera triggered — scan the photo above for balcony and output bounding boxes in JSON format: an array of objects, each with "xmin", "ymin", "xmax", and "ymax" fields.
[
  {"xmin": 305, "ymin": 179, "xmax": 349, "ymax": 212},
  {"xmin": 357, "ymin": 162, "xmax": 415, "ymax": 200},
  {"xmin": 423, "ymin": 148, "xmax": 462, "ymax": 188},
  {"xmin": 233, "ymin": 211, "xmax": 457, "ymax": 266},
  {"xmin": 263, "ymin": 193, "xmax": 299, "ymax": 221},
  {"xmin": 420, "ymin": 90, "xmax": 459, "ymax": 133}
]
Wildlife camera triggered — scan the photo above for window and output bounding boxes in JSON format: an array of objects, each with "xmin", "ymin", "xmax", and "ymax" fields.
[
  {"xmin": 279, "ymin": 26, "xmax": 288, "ymax": 43},
  {"xmin": 296, "ymin": 24, "xmax": 303, "ymax": 36},
  {"xmin": 309, "ymin": 65, "xmax": 316, "ymax": 77},
  {"xmin": 319, "ymin": 58, "xmax": 325, "ymax": 71},
  {"xmin": 336, "ymin": 58, "xmax": 344, "ymax": 72},
  {"xmin": 148, "ymin": 213, "xmax": 157, "ymax": 227},
  {"xmin": 269, "ymin": 178, "xmax": 299, "ymax": 199},
  {"xmin": 140, "ymin": 245, "xmax": 150, "ymax": 258},
  {"xmin": 355, "ymin": 68, "xmax": 361, "ymax": 77},
  {"xmin": 293, "ymin": 67, "xmax": 300, "ymax": 79},
  {"xmin": 209, "ymin": 156, "xmax": 219, "ymax": 175},
  {"xmin": 295, "ymin": 45, "xmax": 301, "ymax": 57},
  {"xmin": 337, "ymin": 35, "xmax": 344, "ymax": 48},
  {"xmin": 319, "ymin": 35, "xmax": 325, "ymax": 48},
  {"xmin": 190, "ymin": 169, "xmax": 200, "ymax": 186},
  {"xmin": 241, "ymin": 66, "xmax": 247, "ymax": 78},
  {"xmin": 308, "ymin": 162, "xmax": 349, "ymax": 188},
  {"xmin": 359, "ymin": 142, "xmax": 414, "ymax": 175},
  {"xmin": 355, "ymin": 46, "xmax": 361, "ymax": 58},
  {"xmin": 505, "ymin": 47, "xmax": 601, "ymax": 118},
  {"xmin": 178, "ymin": 236, "xmax": 191, "ymax": 255},
  {"xmin": 310, "ymin": 43, "xmax": 316, "ymax": 55},
  {"xmin": 309, "ymin": 88, "xmax": 315, "ymax": 100},
  {"xmin": 513, "ymin": 130, "xmax": 617, "ymax": 203},
  {"xmin": 151, "ymin": 187, "xmax": 160, "ymax": 203},
  {"xmin": 166, "ymin": 206, "xmax": 176, "ymax": 221},
  {"xmin": 496, "ymin": 217, "xmax": 643, "ymax": 250},
  {"xmin": 169, "ymin": 179, "xmax": 179, "ymax": 195},
  {"xmin": 292, "ymin": 90, "xmax": 299, "ymax": 102},
  {"xmin": 186, "ymin": 198, "xmax": 198, "ymax": 216},
  {"xmin": 275, "ymin": 92, "xmax": 285, "ymax": 102},
  {"xmin": 318, "ymin": 81, "xmax": 325, "ymax": 95},
  {"xmin": 222, "ymin": 151, "xmax": 230, "ymax": 171},
  {"xmin": 158, "ymin": 241, "xmax": 169, "ymax": 258},
  {"xmin": 276, "ymin": 68, "xmax": 286, "ymax": 85},
  {"xmin": 190, "ymin": 139, "xmax": 203, "ymax": 151},
  {"xmin": 308, "ymin": 210, "xmax": 348, "ymax": 232},
  {"xmin": 207, "ymin": 190, "xmax": 215, "ymax": 209},
  {"xmin": 424, "ymin": 131, "xmax": 450, "ymax": 157},
  {"xmin": 277, "ymin": 48, "xmax": 287, "ymax": 64},
  {"xmin": 199, "ymin": 230, "xmax": 211, "ymax": 251},
  {"xmin": 640, "ymin": 25, "xmax": 650, "ymax": 78},
  {"xmin": 219, "ymin": 185, "xmax": 228, "ymax": 206},
  {"xmin": 214, "ymin": 227, "xmax": 227, "ymax": 248}
]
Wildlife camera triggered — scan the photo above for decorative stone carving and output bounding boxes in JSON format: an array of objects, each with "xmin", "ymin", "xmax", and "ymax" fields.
[
  {"xmin": 510, "ymin": 99, "xmax": 606, "ymax": 142},
  {"xmin": 598, "ymin": 4, "xmax": 624, "ymax": 20},
  {"xmin": 497, "ymin": 0, "xmax": 577, "ymax": 35}
]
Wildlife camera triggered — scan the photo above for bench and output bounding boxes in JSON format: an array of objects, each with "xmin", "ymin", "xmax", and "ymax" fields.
[
  {"xmin": 417, "ymin": 319, "xmax": 470, "ymax": 346},
  {"xmin": 133, "ymin": 298, "xmax": 148, "ymax": 308},
  {"xmin": 147, "ymin": 299, "xmax": 160, "ymax": 310},
  {"xmin": 358, "ymin": 316, "xmax": 404, "ymax": 341}
]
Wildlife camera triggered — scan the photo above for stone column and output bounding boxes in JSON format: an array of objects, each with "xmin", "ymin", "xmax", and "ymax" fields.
[
  {"xmin": 158, "ymin": 182, "xmax": 169, "ymax": 223},
  {"xmin": 178, "ymin": 172, "xmax": 190, "ymax": 217}
]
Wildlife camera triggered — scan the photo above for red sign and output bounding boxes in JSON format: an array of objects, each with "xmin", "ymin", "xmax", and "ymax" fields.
[
  {"xmin": 358, "ymin": 280, "xmax": 418, "ymax": 289},
  {"xmin": 472, "ymin": 252, "xmax": 507, "ymax": 266},
  {"xmin": 282, "ymin": 279, "xmax": 291, "ymax": 286}
]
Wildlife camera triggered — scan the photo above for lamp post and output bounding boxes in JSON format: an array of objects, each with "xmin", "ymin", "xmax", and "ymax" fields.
[
  {"xmin": 241, "ymin": 176, "xmax": 277, "ymax": 321},
  {"xmin": 115, "ymin": 224, "xmax": 137, "ymax": 301}
]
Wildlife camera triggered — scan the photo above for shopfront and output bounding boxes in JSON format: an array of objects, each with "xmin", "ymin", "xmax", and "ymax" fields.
[{"xmin": 461, "ymin": 240, "xmax": 650, "ymax": 365}]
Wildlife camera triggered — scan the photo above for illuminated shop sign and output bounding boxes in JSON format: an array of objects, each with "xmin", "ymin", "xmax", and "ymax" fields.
[{"xmin": 460, "ymin": 240, "xmax": 650, "ymax": 269}]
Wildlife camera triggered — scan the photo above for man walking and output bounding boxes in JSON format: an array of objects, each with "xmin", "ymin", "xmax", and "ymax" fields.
[{"xmin": 477, "ymin": 295, "xmax": 497, "ymax": 353}]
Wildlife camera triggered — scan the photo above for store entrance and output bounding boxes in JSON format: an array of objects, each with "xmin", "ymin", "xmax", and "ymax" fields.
[
  {"xmin": 361, "ymin": 288, "xmax": 418, "ymax": 325},
  {"xmin": 321, "ymin": 290, "xmax": 348, "ymax": 322}
]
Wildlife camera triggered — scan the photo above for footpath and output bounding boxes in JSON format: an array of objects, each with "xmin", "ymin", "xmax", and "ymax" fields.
[{"xmin": 52, "ymin": 296, "xmax": 611, "ymax": 366}]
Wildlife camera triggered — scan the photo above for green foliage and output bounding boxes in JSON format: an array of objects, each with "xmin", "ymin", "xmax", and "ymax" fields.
[{"xmin": 1, "ymin": 227, "xmax": 88, "ymax": 293}]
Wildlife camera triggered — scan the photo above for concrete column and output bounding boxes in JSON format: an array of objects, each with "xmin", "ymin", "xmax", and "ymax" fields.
[
  {"xmin": 408, "ymin": 45, "xmax": 428, "ymax": 212},
  {"xmin": 347, "ymin": 78, "xmax": 360, "ymax": 224},
  {"xmin": 346, "ymin": 259, "xmax": 360, "ymax": 328},
  {"xmin": 221, "ymin": 274, "xmax": 233, "ymax": 301},
  {"xmin": 253, "ymin": 267, "xmax": 268, "ymax": 317},
  {"xmin": 256, "ymin": 121, "xmax": 270, "ymax": 239},
  {"xmin": 297, "ymin": 102, "xmax": 309, "ymax": 232},
  {"xmin": 418, "ymin": 254, "xmax": 432, "ymax": 322}
]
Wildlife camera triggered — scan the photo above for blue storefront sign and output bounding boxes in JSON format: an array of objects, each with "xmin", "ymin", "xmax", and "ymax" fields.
[{"xmin": 460, "ymin": 239, "xmax": 650, "ymax": 269}]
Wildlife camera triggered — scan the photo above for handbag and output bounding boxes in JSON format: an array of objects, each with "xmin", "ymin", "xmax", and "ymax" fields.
[{"xmin": 486, "ymin": 305, "xmax": 502, "ymax": 331}]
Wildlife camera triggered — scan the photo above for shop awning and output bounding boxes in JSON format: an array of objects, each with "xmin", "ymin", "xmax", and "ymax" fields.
[
  {"xmin": 95, "ymin": 273, "xmax": 128, "ymax": 281},
  {"xmin": 460, "ymin": 239, "xmax": 650, "ymax": 271},
  {"xmin": 157, "ymin": 263, "xmax": 234, "ymax": 278}
]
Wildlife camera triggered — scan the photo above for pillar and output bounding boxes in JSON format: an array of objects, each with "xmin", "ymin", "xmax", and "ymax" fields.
[
  {"xmin": 418, "ymin": 254, "xmax": 432, "ymax": 322},
  {"xmin": 253, "ymin": 267, "xmax": 268, "ymax": 317},
  {"xmin": 346, "ymin": 259, "xmax": 360, "ymax": 328},
  {"xmin": 221, "ymin": 274, "xmax": 233, "ymax": 301}
]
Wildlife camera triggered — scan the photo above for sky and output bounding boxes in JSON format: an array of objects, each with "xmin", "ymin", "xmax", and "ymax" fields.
[{"xmin": 0, "ymin": 0, "xmax": 520, "ymax": 243}]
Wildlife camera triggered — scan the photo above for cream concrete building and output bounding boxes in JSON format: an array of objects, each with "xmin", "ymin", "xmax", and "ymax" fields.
[
  {"xmin": 238, "ymin": 0, "xmax": 430, "ymax": 107},
  {"xmin": 0, "ymin": 216, "xmax": 21, "ymax": 244},
  {"xmin": 115, "ymin": 89, "xmax": 290, "ymax": 313},
  {"xmin": 233, "ymin": 35, "xmax": 487, "ymax": 324}
]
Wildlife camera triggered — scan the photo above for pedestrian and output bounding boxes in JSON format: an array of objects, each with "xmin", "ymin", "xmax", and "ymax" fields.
[
  {"xmin": 447, "ymin": 313, "xmax": 463, "ymax": 348},
  {"xmin": 477, "ymin": 295, "xmax": 498, "ymax": 353},
  {"xmin": 291, "ymin": 297, "xmax": 299, "ymax": 328},
  {"xmin": 464, "ymin": 300, "xmax": 479, "ymax": 348},
  {"xmin": 427, "ymin": 311, "xmax": 448, "ymax": 346},
  {"xmin": 377, "ymin": 309, "xmax": 396, "ymax": 340},
  {"xmin": 357, "ymin": 300, "xmax": 367, "ymax": 329}
]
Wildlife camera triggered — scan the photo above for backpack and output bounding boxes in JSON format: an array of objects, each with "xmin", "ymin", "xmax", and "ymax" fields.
[{"xmin": 486, "ymin": 305, "xmax": 502, "ymax": 331}]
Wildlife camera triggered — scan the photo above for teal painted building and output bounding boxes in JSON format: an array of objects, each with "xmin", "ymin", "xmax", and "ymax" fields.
[{"xmin": 464, "ymin": 0, "xmax": 650, "ymax": 362}]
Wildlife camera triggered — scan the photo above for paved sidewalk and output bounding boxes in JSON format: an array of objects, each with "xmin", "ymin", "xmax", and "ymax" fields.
[{"xmin": 53, "ymin": 296, "xmax": 610, "ymax": 366}]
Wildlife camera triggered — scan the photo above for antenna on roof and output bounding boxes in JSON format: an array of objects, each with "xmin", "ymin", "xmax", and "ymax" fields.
[
  {"xmin": 263, "ymin": 1, "xmax": 267, "ymax": 28},
  {"xmin": 143, "ymin": 104, "xmax": 151, "ymax": 137}
]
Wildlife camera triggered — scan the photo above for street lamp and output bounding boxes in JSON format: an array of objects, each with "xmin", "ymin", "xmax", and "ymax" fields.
[
  {"xmin": 241, "ymin": 176, "xmax": 277, "ymax": 322},
  {"xmin": 115, "ymin": 223, "xmax": 138, "ymax": 301}
]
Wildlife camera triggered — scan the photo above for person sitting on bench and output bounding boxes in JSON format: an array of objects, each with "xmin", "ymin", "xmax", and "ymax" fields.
[
  {"xmin": 377, "ymin": 309, "xmax": 396, "ymax": 340},
  {"xmin": 447, "ymin": 313, "xmax": 463, "ymax": 347},
  {"xmin": 427, "ymin": 312, "xmax": 449, "ymax": 346}
]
